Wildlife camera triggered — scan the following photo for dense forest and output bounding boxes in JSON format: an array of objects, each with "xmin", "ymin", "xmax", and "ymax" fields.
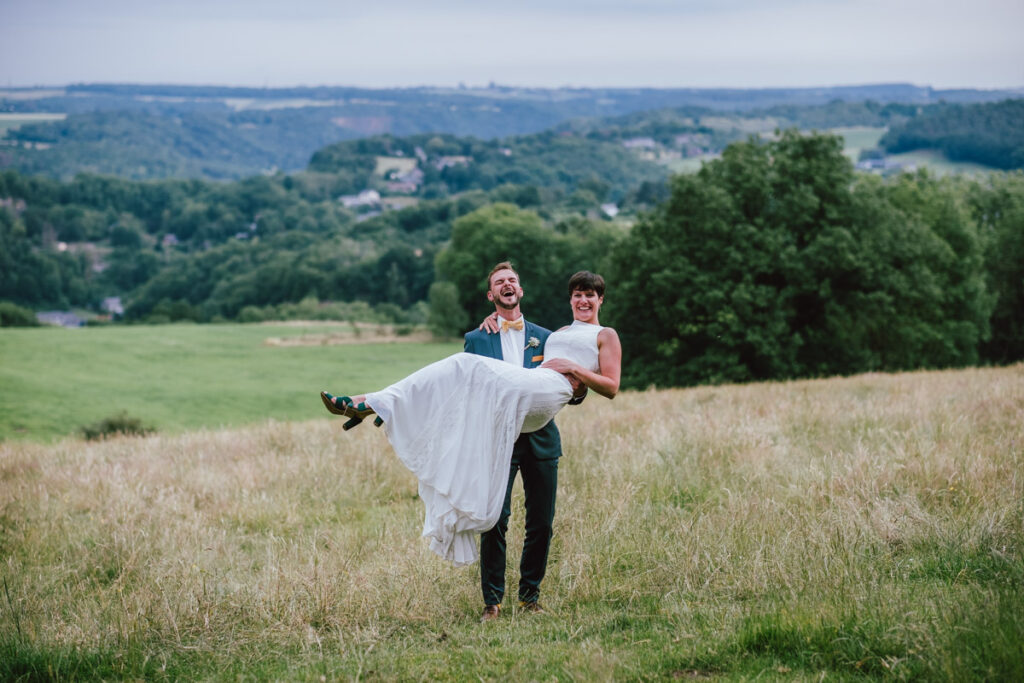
[
  {"xmin": 881, "ymin": 99, "xmax": 1024, "ymax": 170},
  {"xmin": 2, "ymin": 122, "xmax": 1022, "ymax": 384},
  {"xmin": 0, "ymin": 120, "xmax": 666, "ymax": 325},
  {"xmin": 608, "ymin": 133, "xmax": 1022, "ymax": 383},
  {"xmin": 425, "ymin": 134, "xmax": 1024, "ymax": 381},
  {"xmin": 3, "ymin": 84, "xmax": 1023, "ymax": 384},
  {"xmin": 308, "ymin": 131, "xmax": 665, "ymax": 200}
]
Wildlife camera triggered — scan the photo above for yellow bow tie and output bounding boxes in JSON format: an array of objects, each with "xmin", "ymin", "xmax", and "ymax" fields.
[{"xmin": 501, "ymin": 319, "xmax": 524, "ymax": 332}]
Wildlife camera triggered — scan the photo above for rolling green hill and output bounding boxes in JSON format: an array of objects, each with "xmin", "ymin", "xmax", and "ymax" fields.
[
  {"xmin": 881, "ymin": 99, "xmax": 1024, "ymax": 169},
  {"xmin": 2, "ymin": 83, "xmax": 1018, "ymax": 181},
  {"xmin": 2, "ymin": 362, "xmax": 1021, "ymax": 679}
]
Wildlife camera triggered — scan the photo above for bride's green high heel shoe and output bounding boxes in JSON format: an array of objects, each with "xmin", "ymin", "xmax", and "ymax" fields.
[{"xmin": 320, "ymin": 391, "xmax": 383, "ymax": 430}]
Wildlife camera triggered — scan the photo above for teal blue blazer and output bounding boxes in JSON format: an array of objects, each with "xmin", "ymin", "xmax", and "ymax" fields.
[{"xmin": 464, "ymin": 321, "xmax": 562, "ymax": 460}]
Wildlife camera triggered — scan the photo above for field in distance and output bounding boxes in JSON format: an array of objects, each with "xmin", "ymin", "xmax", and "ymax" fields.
[
  {"xmin": 664, "ymin": 126, "xmax": 995, "ymax": 176},
  {"xmin": 0, "ymin": 322, "xmax": 460, "ymax": 442},
  {"xmin": 0, "ymin": 112, "xmax": 67, "ymax": 134},
  {"xmin": 1, "ymin": 363, "xmax": 1020, "ymax": 679}
]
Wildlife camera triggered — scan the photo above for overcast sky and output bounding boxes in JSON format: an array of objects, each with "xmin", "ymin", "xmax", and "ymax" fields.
[{"xmin": 2, "ymin": 0, "xmax": 1022, "ymax": 90}]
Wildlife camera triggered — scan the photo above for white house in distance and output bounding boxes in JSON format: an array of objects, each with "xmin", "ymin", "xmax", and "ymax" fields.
[
  {"xmin": 339, "ymin": 189, "xmax": 381, "ymax": 209},
  {"xmin": 622, "ymin": 137, "xmax": 657, "ymax": 150},
  {"xmin": 36, "ymin": 311, "xmax": 84, "ymax": 327},
  {"xmin": 433, "ymin": 155, "xmax": 472, "ymax": 170},
  {"xmin": 101, "ymin": 297, "xmax": 124, "ymax": 316}
]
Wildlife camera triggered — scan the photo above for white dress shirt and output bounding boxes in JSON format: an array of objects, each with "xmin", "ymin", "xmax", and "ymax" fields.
[{"xmin": 499, "ymin": 316, "xmax": 526, "ymax": 366}]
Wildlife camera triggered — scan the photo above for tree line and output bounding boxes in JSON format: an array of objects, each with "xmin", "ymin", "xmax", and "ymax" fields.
[
  {"xmin": 5, "ymin": 82, "xmax": 1018, "ymax": 183},
  {"xmin": 557, "ymin": 99, "xmax": 921, "ymax": 147},
  {"xmin": 429, "ymin": 132, "xmax": 1024, "ymax": 385},
  {"xmin": 308, "ymin": 132, "xmax": 664, "ymax": 201},
  {"xmin": 0, "ymin": 122, "xmax": 674, "ymax": 322},
  {"xmin": 3, "ymin": 131, "xmax": 1022, "ymax": 387},
  {"xmin": 881, "ymin": 99, "xmax": 1024, "ymax": 170},
  {"xmin": 0, "ymin": 150, "xmax": 641, "ymax": 324}
]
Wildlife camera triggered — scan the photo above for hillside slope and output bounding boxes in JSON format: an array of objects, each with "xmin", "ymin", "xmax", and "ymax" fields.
[
  {"xmin": 2, "ymin": 83, "xmax": 1018, "ymax": 180},
  {"xmin": 2, "ymin": 364, "xmax": 1021, "ymax": 679}
]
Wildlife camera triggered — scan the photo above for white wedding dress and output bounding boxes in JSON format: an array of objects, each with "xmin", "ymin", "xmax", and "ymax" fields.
[{"xmin": 364, "ymin": 321, "xmax": 604, "ymax": 565}]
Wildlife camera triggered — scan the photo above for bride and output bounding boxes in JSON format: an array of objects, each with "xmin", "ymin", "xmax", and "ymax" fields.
[{"xmin": 321, "ymin": 270, "xmax": 621, "ymax": 565}]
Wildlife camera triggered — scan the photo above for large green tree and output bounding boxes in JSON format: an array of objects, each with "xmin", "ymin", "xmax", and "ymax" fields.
[
  {"xmin": 0, "ymin": 207, "xmax": 96, "ymax": 308},
  {"xmin": 968, "ymin": 172, "xmax": 1024, "ymax": 362},
  {"xmin": 434, "ymin": 203, "xmax": 621, "ymax": 332},
  {"xmin": 608, "ymin": 131, "xmax": 993, "ymax": 388}
]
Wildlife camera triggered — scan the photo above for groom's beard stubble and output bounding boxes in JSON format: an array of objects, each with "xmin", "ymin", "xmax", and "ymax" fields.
[{"xmin": 496, "ymin": 293, "xmax": 521, "ymax": 310}]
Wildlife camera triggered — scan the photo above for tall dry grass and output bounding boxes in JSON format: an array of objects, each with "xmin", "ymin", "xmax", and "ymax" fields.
[{"xmin": 2, "ymin": 364, "xmax": 1022, "ymax": 679}]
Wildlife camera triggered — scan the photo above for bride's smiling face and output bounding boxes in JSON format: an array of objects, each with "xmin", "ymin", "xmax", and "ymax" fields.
[{"xmin": 570, "ymin": 288, "xmax": 602, "ymax": 323}]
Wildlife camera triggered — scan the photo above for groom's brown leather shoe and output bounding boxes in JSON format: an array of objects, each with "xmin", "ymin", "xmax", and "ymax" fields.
[
  {"xmin": 518, "ymin": 600, "xmax": 546, "ymax": 614},
  {"xmin": 480, "ymin": 604, "xmax": 501, "ymax": 623}
]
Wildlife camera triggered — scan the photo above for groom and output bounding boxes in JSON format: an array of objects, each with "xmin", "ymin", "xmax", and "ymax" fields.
[{"xmin": 464, "ymin": 261, "xmax": 582, "ymax": 623}]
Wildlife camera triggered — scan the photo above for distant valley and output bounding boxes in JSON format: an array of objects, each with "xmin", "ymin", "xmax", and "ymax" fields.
[{"xmin": 1, "ymin": 82, "xmax": 1019, "ymax": 180}]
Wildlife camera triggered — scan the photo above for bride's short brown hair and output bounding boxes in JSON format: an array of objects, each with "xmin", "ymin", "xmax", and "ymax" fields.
[{"xmin": 568, "ymin": 271, "xmax": 605, "ymax": 297}]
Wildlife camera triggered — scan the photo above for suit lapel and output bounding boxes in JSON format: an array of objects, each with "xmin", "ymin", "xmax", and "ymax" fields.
[
  {"xmin": 488, "ymin": 328, "xmax": 503, "ymax": 361},
  {"xmin": 522, "ymin": 320, "xmax": 537, "ymax": 367}
]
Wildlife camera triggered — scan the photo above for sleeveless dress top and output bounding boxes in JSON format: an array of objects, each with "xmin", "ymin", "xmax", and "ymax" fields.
[
  {"xmin": 364, "ymin": 320, "xmax": 605, "ymax": 565},
  {"xmin": 544, "ymin": 321, "xmax": 603, "ymax": 374}
]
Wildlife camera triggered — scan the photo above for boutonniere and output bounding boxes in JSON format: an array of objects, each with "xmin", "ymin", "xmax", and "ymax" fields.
[{"xmin": 525, "ymin": 336, "xmax": 540, "ymax": 350}]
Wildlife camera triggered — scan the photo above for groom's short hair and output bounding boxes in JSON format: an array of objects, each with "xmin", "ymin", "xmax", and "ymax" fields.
[
  {"xmin": 568, "ymin": 271, "xmax": 605, "ymax": 297},
  {"xmin": 487, "ymin": 261, "xmax": 519, "ymax": 287}
]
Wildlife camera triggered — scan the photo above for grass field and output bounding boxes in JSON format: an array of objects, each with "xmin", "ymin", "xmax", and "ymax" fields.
[
  {"xmin": 662, "ymin": 127, "xmax": 998, "ymax": 178},
  {"xmin": 0, "ymin": 90, "xmax": 65, "ymax": 100},
  {"xmin": 0, "ymin": 323, "xmax": 460, "ymax": 442},
  {"xmin": 0, "ymin": 112, "xmax": 67, "ymax": 133},
  {"xmin": 1, "ymin": 352, "xmax": 1021, "ymax": 679},
  {"xmin": 700, "ymin": 116, "xmax": 781, "ymax": 134},
  {"xmin": 662, "ymin": 156, "xmax": 714, "ymax": 174},
  {"xmin": 833, "ymin": 126, "xmax": 886, "ymax": 161},
  {"xmin": 829, "ymin": 126, "xmax": 997, "ymax": 176},
  {"xmin": 883, "ymin": 149, "xmax": 996, "ymax": 176},
  {"xmin": 374, "ymin": 156, "xmax": 419, "ymax": 176}
]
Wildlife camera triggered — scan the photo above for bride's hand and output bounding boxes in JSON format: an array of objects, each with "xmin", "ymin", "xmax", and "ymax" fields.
[{"xmin": 479, "ymin": 312, "xmax": 500, "ymax": 333}]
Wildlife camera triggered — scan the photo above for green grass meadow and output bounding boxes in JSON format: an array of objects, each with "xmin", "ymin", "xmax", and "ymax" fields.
[
  {"xmin": 883, "ymin": 149, "xmax": 997, "ymax": 176},
  {"xmin": 834, "ymin": 126, "xmax": 886, "ymax": 160},
  {"xmin": 0, "ymin": 323, "xmax": 459, "ymax": 442},
  {"xmin": 0, "ymin": 113, "xmax": 67, "ymax": 134},
  {"xmin": 663, "ymin": 156, "xmax": 713, "ymax": 174},
  {"xmin": 831, "ymin": 126, "xmax": 996, "ymax": 175},
  {"xmin": 656, "ymin": 127, "xmax": 997, "ymax": 178},
  {"xmin": 1, "ymin": 324, "xmax": 1022, "ymax": 680}
]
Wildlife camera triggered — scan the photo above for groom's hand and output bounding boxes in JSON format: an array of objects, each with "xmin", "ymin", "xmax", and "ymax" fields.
[
  {"xmin": 542, "ymin": 358, "xmax": 588, "ymax": 405},
  {"xmin": 566, "ymin": 375, "xmax": 587, "ymax": 405}
]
